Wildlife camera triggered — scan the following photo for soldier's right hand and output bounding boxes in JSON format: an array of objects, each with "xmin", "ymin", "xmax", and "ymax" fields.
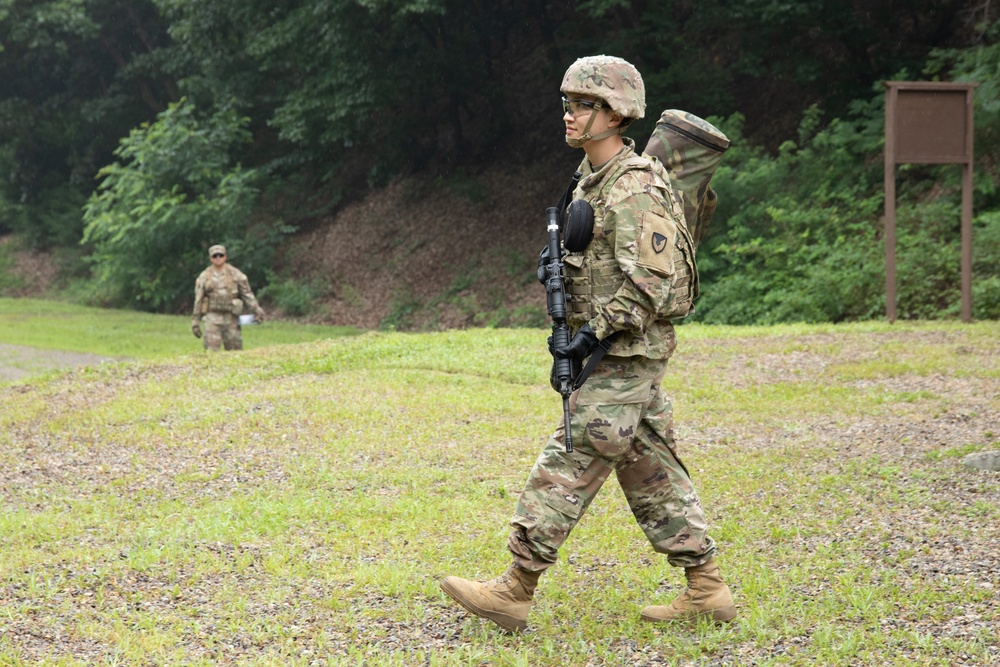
[
  {"xmin": 554, "ymin": 323, "xmax": 598, "ymax": 361},
  {"xmin": 191, "ymin": 322, "xmax": 202, "ymax": 338}
]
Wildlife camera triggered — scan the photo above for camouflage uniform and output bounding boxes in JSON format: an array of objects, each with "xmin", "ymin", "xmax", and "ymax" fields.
[
  {"xmin": 440, "ymin": 55, "xmax": 733, "ymax": 631},
  {"xmin": 191, "ymin": 245, "xmax": 265, "ymax": 351},
  {"xmin": 507, "ymin": 138, "xmax": 717, "ymax": 572}
]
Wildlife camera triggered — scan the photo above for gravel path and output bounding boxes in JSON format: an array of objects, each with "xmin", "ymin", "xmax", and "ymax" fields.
[{"xmin": 0, "ymin": 343, "xmax": 120, "ymax": 384}]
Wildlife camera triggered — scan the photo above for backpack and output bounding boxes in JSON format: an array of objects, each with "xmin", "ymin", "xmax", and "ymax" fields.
[{"xmin": 642, "ymin": 109, "xmax": 730, "ymax": 248}]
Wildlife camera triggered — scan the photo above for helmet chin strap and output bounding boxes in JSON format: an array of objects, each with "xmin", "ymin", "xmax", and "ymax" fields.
[
  {"xmin": 565, "ymin": 127, "xmax": 623, "ymax": 148},
  {"xmin": 565, "ymin": 108, "xmax": 624, "ymax": 148}
]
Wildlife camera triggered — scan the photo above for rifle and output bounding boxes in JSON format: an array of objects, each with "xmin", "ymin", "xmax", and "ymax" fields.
[
  {"xmin": 542, "ymin": 205, "xmax": 576, "ymax": 452},
  {"xmin": 540, "ymin": 172, "xmax": 620, "ymax": 453}
]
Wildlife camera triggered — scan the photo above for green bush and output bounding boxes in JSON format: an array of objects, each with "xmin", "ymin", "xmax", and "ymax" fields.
[
  {"xmin": 972, "ymin": 211, "xmax": 1000, "ymax": 319},
  {"xmin": 0, "ymin": 241, "xmax": 22, "ymax": 294},
  {"xmin": 81, "ymin": 99, "xmax": 287, "ymax": 312},
  {"xmin": 696, "ymin": 104, "xmax": 885, "ymax": 324},
  {"xmin": 258, "ymin": 274, "xmax": 330, "ymax": 317}
]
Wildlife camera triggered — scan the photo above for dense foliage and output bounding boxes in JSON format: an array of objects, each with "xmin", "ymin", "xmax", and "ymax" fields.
[
  {"xmin": 1, "ymin": 0, "xmax": 998, "ymax": 320},
  {"xmin": 0, "ymin": 0, "xmax": 175, "ymax": 248},
  {"xmin": 81, "ymin": 99, "xmax": 284, "ymax": 311},
  {"xmin": 699, "ymin": 101, "xmax": 1000, "ymax": 322},
  {"xmin": 696, "ymin": 14, "xmax": 1000, "ymax": 323}
]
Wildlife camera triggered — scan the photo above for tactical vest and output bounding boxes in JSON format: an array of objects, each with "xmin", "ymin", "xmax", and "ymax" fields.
[
  {"xmin": 563, "ymin": 153, "xmax": 694, "ymax": 331},
  {"xmin": 201, "ymin": 266, "xmax": 239, "ymax": 314}
]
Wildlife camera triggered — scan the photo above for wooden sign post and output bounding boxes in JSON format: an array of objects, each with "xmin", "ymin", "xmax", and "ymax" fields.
[{"xmin": 884, "ymin": 81, "xmax": 977, "ymax": 322}]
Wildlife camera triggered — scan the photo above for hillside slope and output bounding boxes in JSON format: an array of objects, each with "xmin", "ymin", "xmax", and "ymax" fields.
[
  {"xmin": 279, "ymin": 154, "xmax": 580, "ymax": 330},
  {"xmin": 0, "ymin": 153, "xmax": 583, "ymax": 330}
]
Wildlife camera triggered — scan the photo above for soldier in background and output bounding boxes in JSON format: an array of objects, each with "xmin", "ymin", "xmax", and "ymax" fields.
[
  {"xmin": 191, "ymin": 244, "xmax": 266, "ymax": 351},
  {"xmin": 439, "ymin": 56, "xmax": 736, "ymax": 632}
]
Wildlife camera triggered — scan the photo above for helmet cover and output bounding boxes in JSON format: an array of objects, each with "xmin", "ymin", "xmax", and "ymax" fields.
[{"xmin": 560, "ymin": 55, "xmax": 645, "ymax": 120}]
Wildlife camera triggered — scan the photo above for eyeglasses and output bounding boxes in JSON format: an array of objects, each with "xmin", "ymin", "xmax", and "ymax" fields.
[
  {"xmin": 562, "ymin": 96, "xmax": 604, "ymax": 116},
  {"xmin": 212, "ymin": 253, "xmax": 225, "ymax": 258}
]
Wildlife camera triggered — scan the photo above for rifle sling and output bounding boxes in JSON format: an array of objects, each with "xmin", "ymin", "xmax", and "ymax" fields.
[
  {"xmin": 572, "ymin": 331, "xmax": 621, "ymax": 391},
  {"xmin": 556, "ymin": 171, "xmax": 582, "ymax": 228}
]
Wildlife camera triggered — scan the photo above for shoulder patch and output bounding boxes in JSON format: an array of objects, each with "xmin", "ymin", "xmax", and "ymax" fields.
[{"xmin": 652, "ymin": 232, "xmax": 668, "ymax": 254}]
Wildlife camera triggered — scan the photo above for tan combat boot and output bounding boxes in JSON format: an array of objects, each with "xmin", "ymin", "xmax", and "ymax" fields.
[
  {"xmin": 440, "ymin": 564, "xmax": 541, "ymax": 632},
  {"xmin": 641, "ymin": 558, "xmax": 737, "ymax": 623}
]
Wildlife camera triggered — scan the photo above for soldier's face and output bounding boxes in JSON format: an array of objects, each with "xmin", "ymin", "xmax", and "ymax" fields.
[
  {"xmin": 562, "ymin": 94, "xmax": 615, "ymax": 142},
  {"xmin": 211, "ymin": 252, "xmax": 226, "ymax": 267}
]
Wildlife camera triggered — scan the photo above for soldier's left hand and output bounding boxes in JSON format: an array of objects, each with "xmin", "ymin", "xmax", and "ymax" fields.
[{"xmin": 255, "ymin": 308, "xmax": 266, "ymax": 323}]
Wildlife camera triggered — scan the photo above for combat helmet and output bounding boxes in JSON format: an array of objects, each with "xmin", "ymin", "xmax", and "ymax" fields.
[{"xmin": 561, "ymin": 55, "xmax": 645, "ymax": 148}]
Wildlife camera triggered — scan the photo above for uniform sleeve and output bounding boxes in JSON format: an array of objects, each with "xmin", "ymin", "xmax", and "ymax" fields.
[
  {"xmin": 192, "ymin": 275, "xmax": 206, "ymax": 319},
  {"xmin": 235, "ymin": 272, "xmax": 263, "ymax": 313},
  {"xmin": 588, "ymin": 189, "xmax": 668, "ymax": 341}
]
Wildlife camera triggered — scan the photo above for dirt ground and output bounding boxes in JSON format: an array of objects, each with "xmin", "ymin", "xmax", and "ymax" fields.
[{"xmin": 275, "ymin": 156, "xmax": 579, "ymax": 330}]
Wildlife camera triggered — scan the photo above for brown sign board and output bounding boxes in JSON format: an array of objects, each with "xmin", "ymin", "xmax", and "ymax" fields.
[
  {"xmin": 884, "ymin": 81, "xmax": 978, "ymax": 323},
  {"xmin": 892, "ymin": 88, "xmax": 970, "ymax": 163}
]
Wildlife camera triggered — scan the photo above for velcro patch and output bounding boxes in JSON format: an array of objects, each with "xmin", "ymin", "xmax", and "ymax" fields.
[{"xmin": 636, "ymin": 211, "xmax": 677, "ymax": 277}]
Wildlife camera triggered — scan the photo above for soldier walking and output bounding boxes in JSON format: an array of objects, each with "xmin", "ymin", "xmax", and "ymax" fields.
[
  {"xmin": 439, "ymin": 56, "xmax": 736, "ymax": 632},
  {"xmin": 191, "ymin": 244, "xmax": 266, "ymax": 351}
]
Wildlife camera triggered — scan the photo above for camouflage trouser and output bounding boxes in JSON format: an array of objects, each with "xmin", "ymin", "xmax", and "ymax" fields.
[
  {"xmin": 202, "ymin": 312, "xmax": 243, "ymax": 351},
  {"xmin": 508, "ymin": 354, "xmax": 716, "ymax": 571}
]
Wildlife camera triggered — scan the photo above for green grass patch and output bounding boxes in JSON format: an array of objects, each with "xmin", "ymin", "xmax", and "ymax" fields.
[
  {"xmin": 0, "ymin": 297, "xmax": 360, "ymax": 359},
  {"xmin": 0, "ymin": 317, "xmax": 997, "ymax": 665}
]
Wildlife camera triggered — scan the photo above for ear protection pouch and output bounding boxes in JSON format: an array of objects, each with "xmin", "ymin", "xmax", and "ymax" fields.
[{"xmin": 564, "ymin": 199, "xmax": 595, "ymax": 252}]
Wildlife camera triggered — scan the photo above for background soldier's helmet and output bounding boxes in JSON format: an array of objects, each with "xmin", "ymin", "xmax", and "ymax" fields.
[
  {"xmin": 560, "ymin": 55, "xmax": 646, "ymax": 120},
  {"xmin": 209, "ymin": 244, "xmax": 226, "ymax": 257}
]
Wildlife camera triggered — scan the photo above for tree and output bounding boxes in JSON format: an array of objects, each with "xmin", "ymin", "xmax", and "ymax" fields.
[
  {"xmin": 0, "ymin": 0, "xmax": 177, "ymax": 247},
  {"xmin": 81, "ymin": 99, "xmax": 280, "ymax": 311}
]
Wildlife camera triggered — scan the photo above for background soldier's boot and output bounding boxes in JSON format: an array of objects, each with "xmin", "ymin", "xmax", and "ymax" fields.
[
  {"xmin": 440, "ymin": 564, "xmax": 541, "ymax": 632},
  {"xmin": 640, "ymin": 558, "xmax": 737, "ymax": 623}
]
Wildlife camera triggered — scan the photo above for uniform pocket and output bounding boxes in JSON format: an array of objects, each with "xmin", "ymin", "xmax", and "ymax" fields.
[
  {"xmin": 512, "ymin": 482, "xmax": 585, "ymax": 550},
  {"xmin": 543, "ymin": 484, "xmax": 584, "ymax": 520},
  {"xmin": 574, "ymin": 376, "xmax": 651, "ymax": 459}
]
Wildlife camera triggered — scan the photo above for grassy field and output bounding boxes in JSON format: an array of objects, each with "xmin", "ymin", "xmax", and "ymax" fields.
[
  {"xmin": 0, "ymin": 298, "xmax": 361, "ymax": 384},
  {"xmin": 0, "ymin": 304, "xmax": 997, "ymax": 666},
  {"xmin": 0, "ymin": 298, "xmax": 360, "ymax": 360}
]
